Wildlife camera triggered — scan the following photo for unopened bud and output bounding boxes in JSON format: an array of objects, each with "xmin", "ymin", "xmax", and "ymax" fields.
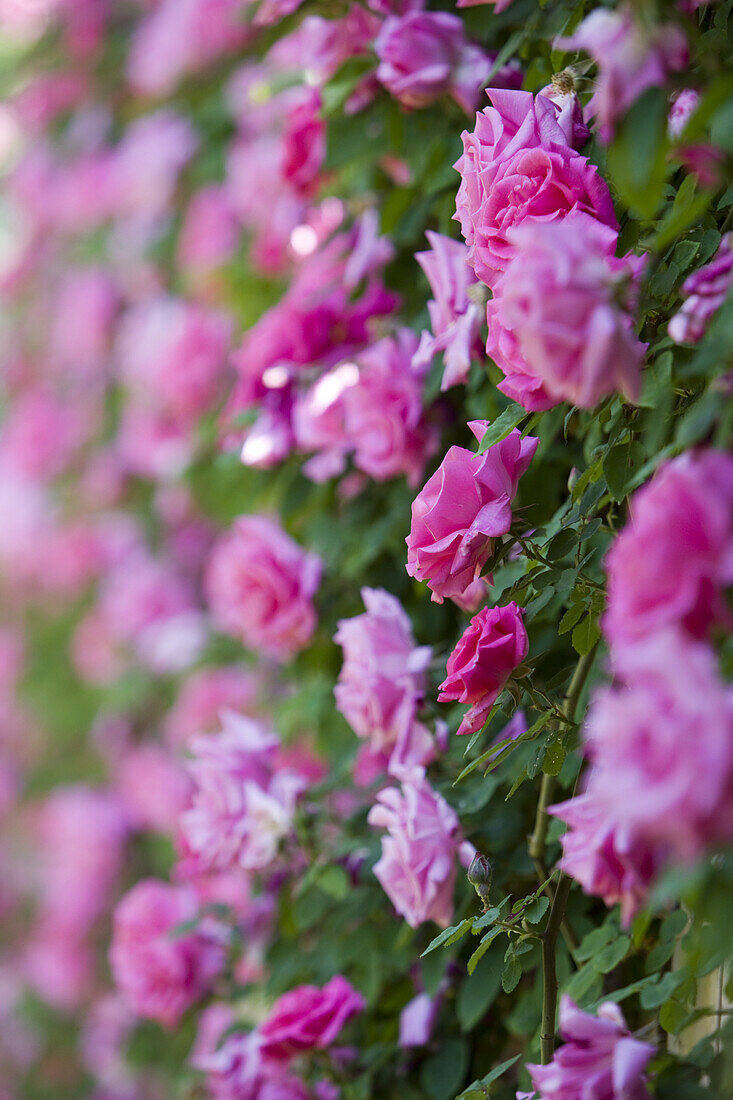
[{"xmin": 467, "ymin": 852, "xmax": 493, "ymax": 909}]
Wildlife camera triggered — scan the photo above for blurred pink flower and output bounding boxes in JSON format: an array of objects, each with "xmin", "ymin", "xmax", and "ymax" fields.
[
  {"xmin": 399, "ymin": 992, "xmax": 440, "ymax": 1047},
  {"xmin": 525, "ymin": 997, "xmax": 653, "ymax": 1100},
  {"xmin": 669, "ymin": 233, "xmax": 733, "ymax": 345},
  {"xmin": 406, "ymin": 422, "xmax": 537, "ymax": 603},
  {"xmin": 205, "ymin": 515, "xmax": 322, "ymax": 660},
  {"xmin": 438, "ymin": 602, "xmax": 528, "ymax": 737},
  {"xmin": 164, "ymin": 666, "xmax": 259, "ymax": 748},
  {"xmin": 259, "ymin": 976, "xmax": 365, "ymax": 1062},
  {"xmin": 281, "ymin": 87, "xmax": 326, "ymax": 197},
  {"xmin": 178, "ymin": 185, "xmax": 240, "ymax": 273},
  {"xmin": 116, "ymin": 744, "xmax": 193, "ymax": 833},
  {"xmin": 557, "ymin": 6, "xmax": 688, "ymax": 143},
  {"xmin": 110, "ymin": 879, "xmax": 224, "ymax": 1027}
]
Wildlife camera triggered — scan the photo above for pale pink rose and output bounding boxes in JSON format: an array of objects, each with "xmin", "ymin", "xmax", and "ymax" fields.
[
  {"xmin": 399, "ymin": 992, "xmax": 440, "ymax": 1047},
  {"xmin": 259, "ymin": 976, "xmax": 365, "ymax": 1062},
  {"xmin": 454, "ymin": 88, "xmax": 617, "ymax": 286},
  {"xmin": 24, "ymin": 926, "xmax": 94, "ymax": 1010},
  {"xmin": 583, "ymin": 631, "xmax": 733, "ymax": 865},
  {"xmin": 178, "ymin": 185, "xmax": 240, "ymax": 272},
  {"xmin": 293, "ymin": 361, "xmax": 360, "ymax": 483},
  {"xmin": 193, "ymin": 1028, "xmax": 309, "ymax": 1100},
  {"xmin": 604, "ymin": 450, "xmax": 733, "ymax": 646},
  {"xmin": 669, "ymin": 233, "xmax": 733, "ymax": 345},
  {"xmin": 405, "ymin": 422, "xmax": 538, "ymax": 603},
  {"xmin": 368, "ymin": 767, "xmax": 474, "ymax": 928},
  {"xmin": 550, "ymin": 788, "xmax": 660, "ymax": 926},
  {"xmin": 164, "ymin": 666, "xmax": 259, "ymax": 748},
  {"xmin": 538, "ymin": 75, "xmax": 590, "ymax": 151},
  {"xmin": 110, "ymin": 110, "xmax": 197, "ymax": 220},
  {"xmin": 205, "ymin": 515, "xmax": 322, "ymax": 660},
  {"xmin": 413, "ymin": 231, "xmax": 484, "ymax": 390},
  {"xmin": 489, "ymin": 214, "xmax": 646, "ymax": 409},
  {"xmin": 525, "ymin": 997, "xmax": 654, "ymax": 1100},
  {"xmin": 12, "ymin": 70, "xmax": 88, "ymax": 130},
  {"xmin": 375, "ymin": 11, "xmax": 492, "ymax": 114},
  {"xmin": 127, "ymin": 0, "xmax": 248, "ymax": 97},
  {"xmin": 334, "ymin": 587, "xmax": 435, "ymax": 781},
  {"xmin": 110, "ymin": 879, "xmax": 224, "ymax": 1028},
  {"xmin": 179, "ymin": 710, "xmax": 306, "ymax": 874},
  {"xmin": 438, "ymin": 601, "xmax": 528, "ymax": 736},
  {"xmin": 116, "ymin": 745, "xmax": 193, "ymax": 834},
  {"xmin": 343, "ymin": 330, "xmax": 438, "ymax": 486},
  {"xmin": 0, "ymin": 385, "xmax": 91, "ymax": 481},
  {"xmin": 281, "ymin": 87, "xmax": 326, "ymax": 197},
  {"xmin": 557, "ymin": 6, "xmax": 688, "ymax": 143},
  {"xmin": 80, "ymin": 994, "xmax": 136, "ymax": 1093},
  {"xmin": 48, "ymin": 267, "xmax": 118, "ymax": 376}
]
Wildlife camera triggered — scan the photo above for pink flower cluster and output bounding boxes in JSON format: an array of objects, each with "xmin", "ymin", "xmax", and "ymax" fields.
[
  {"xmin": 193, "ymin": 976, "xmax": 364, "ymax": 1099},
  {"xmin": 553, "ymin": 450, "xmax": 733, "ymax": 921},
  {"xmin": 368, "ymin": 768, "xmax": 474, "ymax": 927},
  {"xmin": 454, "ymin": 88, "xmax": 647, "ymax": 409},
  {"xmin": 669, "ymin": 233, "xmax": 733, "ymax": 345},
  {"xmin": 334, "ymin": 587, "xmax": 436, "ymax": 783}
]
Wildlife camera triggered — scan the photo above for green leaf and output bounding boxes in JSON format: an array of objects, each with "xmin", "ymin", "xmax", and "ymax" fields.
[
  {"xmin": 455, "ymin": 1055, "xmax": 522, "ymax": 1100},
  {"xmin": 316, "ymin": 864, "xmax": 350, "ymax": 900},
  {"xmin": 650, "ymin": 174, "xmax": 714, "ymax": 253},
  {"xmin": 473, "ymin": 896, "xmax": 511, "ymax": 931},
  {"xmin": 640, "ymin": 969, "xmax": 688, "ymax": 1010},
  {"xmin": 477, "ymin": 404, "xmax": 526, "ymax": 454},
  {"xmin": 607, "ymin": 87, "xmax": 669, "ymax": 219},
  {"xmin": 592, "ymin": 935, "xmax": 631, "ymax": 974},
  {"xmin": 419, "ymin": 1037, "xmax": 470, "ymax": 1100},
  {"xmin": 523, "ymin": 895, "xmax": 550, "ymax": 925},
  {"xmin": 502, "ymin": 954, "xmax": 522, "ymax": 994},
  {"xmin": 558, "ymin": 599, "xmax": 587, "ymax": 635},
  {"xmin": 467, "ymin": 927, "xmax": 503, "ymax": 976},
  {"xmin": 421, "ymin": 919, "xmax": 473, "ymax": 958},
  {"xmin": 603, "ymin": 441, "xmax": 632, "ymax": 503},
  {"xmin": 572, "ymin": 614, "xmax": 601, "ymax": 656},
  {"xmin": 659, "ymin": 998, "xmax": 692, "ymax": 1035},
  {"xmin": 542, "ymin": 742, "xmax": 566, "ymax": 776},
  {"xmin": 457, "ymin": 952, "xmax": 503, "ymax": 1030}
]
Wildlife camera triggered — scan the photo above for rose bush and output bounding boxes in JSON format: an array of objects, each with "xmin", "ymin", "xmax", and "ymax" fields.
[{"xmin": 1, "ymin": 2, "xmax": 732, "ymax": 1100}]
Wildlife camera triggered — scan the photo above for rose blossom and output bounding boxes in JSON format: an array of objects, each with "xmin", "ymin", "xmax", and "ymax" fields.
[
  {"xmin": 454, "ymin": 89, "xmax": 617, "ymax": 287},
  {"xmin": 164, "ymin": 665, "xmax": 259, "ymax": 748},
  {"xmin": 110, "ymin": 879, "xmax": 224, "ymax": 1027},
  {"xmin": 550, "ymin": 787, "xmax": 660, "ymax": 926},
  {"xmin": 334, "ymin": 587, "xmax": 435, "ymax": 781},
  {"xmin": 582, "ymin": 631, "xmax": 733, "ymax": 865},
  {"xmin": 405, "ymin": 422, "xmax": 538, "ymax": 603},
  {"xmin": 205, "ymin": 515, "xmax": 322, "ymax": 659},
  {"xmin": 399, "ymin": 992, "xmax": 440, "ymax": 1048},
  {"xmin": 525, "ymin": 996, "xmax": 654, "ymax": 1100},
  {"xmin": 488, "ymin": 214, "xmax": 646, "ymax": 409},
  {"xmin": 178, "ymin": 185, "xmax": 240, "ymax": 273},
  {"xmin": 668, "ymin": 89, "xmax": 700, "ymax": 139},
  {"xmin": 281, "ymin": 87, "xmax": 326, "ymax": 197},
  {"xmin": 368, "ymin": 767, "xmax": 474, "ymax": 928},
  {"xmin": 375, "ymin": 12, "xmax": 491, "ymax": 114},
  {"xmin": 179, "ymin": 710, "xmax": 306, "ymax": 874},
  {"xmin": 556, "ymin": 6, "xmax": 688, "ymax": 143},
  {"xmin": 413, "ymin": 231, "xmax": 484, "ymax": 390},
  {"xmin": 259, "ymin": 976, "xmax": 365, "ymax": 1062},
  {"xmin": 438, "ymin": 602, "xmax": 528, "ymax": 737},
  {"xmin": 604, "ymin": 450, "xmax": 733, "ymax": 647},
  {"xmin": 669, "ymin": 233, "xmax": 733, "ymax": 345}
]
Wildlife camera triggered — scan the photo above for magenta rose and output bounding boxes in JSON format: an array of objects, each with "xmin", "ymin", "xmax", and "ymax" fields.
[
  {"xmin": 485, "ymin": 299, "xmax": 555, "ymax": 412},
  {"xmin": 438, "ymin": 602, "xmax": 528, "ymax": 736},
  {"xmin": 110, "ymin": 879, "xmax": 223, "ymax": 1027},
  {"xmin": 526, "ymin": 997, "xmax": 654, "ymax": 1100},
  {"xmin": 281, "ymin": 86, "xmax": 326, "ymax": 198},
  {"xmin": 604, "ymin": 450, "xmax": 733, "ymax": 648},
  {"xmin": 405, "ymin": 422, "xmax": 538, "ymax": 603},
  {"xmin": 205, "ymin": 515, "xmax": 322, "ymax": 660},
  {"xmin": 489, "ymin": 214, "xmax": 646, "ymax": 409},
  {"xmin": 259, "ymin": 975, "xmax": 365, "ymax": 1063},
  {"xmin": 368, "ymin": 767, "xmax": 474, "ymax": 928},
  {"xmin": 454, "ymin": 89, "xmax": 617, "ymax": 287}
]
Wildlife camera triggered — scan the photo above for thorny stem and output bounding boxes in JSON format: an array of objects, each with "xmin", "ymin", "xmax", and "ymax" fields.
[{"xmin": 529, "ymin": 645, "xmax": 599, "ymax": 1063}]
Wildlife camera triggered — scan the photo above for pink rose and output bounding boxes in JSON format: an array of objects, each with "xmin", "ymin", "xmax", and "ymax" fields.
[
  {"xmin": 604, "ymin": 450, "xmax": 733, "ymax": 647},
  {"xmin": 413, "ymin": 231, "xmax": 484, "ymax": 391},
  {"xmin": 110, "ymin": 879, "xmax": 224, "ymax": 1027},
  {"xmin": 583, "ymin": 631, "xmax": 733, "ymax": 865},
  {"xmin": 525, "ymin": 997, "xmax": 654, "ymax": 1100},
  {"xmin": 485, "ymin": 305, "xmax": 556, "ymax": 413},
  {"xmin": 669, "ymin": 233, "xmax": 733, "ymax": 345},
  {"xmin": 205, "ymin": 515, "xmax": 322, "ymax": 659},
  {"xmin": 487, "ymin": 213, "xmax": 646, "ymax": 409},
  {"xmin": 368, "ymin": 768, "xmax": 474, "ymax": 927},
  {"xmin": 375, "ymin": 12, "xmax": 491, "ymax": 114},
  {"xmin": 454, "ymin": 89, "xmax": 617, "ymax": 287},
  {"xmin": 164, "ymin": 665, "xmax": 259, "ymax": 748},
  {"xmin": 399, "ymin": 992, "xmax": 440, "ymax": 1048},
  {"xmin": 178, "ymin": 185, "xmax": 240, "ymax": 273},
  {"xmin": 179, "ymin": 710, "xmax": 306, "ymax": 874},
  {"xmin": 405, "ymin": 422, "xmax": 538, "ymax": 603},
  {"xmin": 557, "ymin": 7, "xmax": 688, "ymax": 143},
  {"xmin": 550, "ymin": 788, "xmax": 660, "ymax": 927},
  {"xmin": 334, "ymin": 587, "xmax": 435, "ymax": 781},
  {"xmin": 281, "ymin": 87, "xmax": 326, "ymax": 198},
  {"xmin": 259, "ymin": 976, "xmax": 365, "ymax": 1062},
  {"xmin": 438, "ymin": 602, "xmax": 528, "ymax": 736},
  {"xmin": 668, "ymin": 88, "xmax": 700, "ymax": 139}
]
